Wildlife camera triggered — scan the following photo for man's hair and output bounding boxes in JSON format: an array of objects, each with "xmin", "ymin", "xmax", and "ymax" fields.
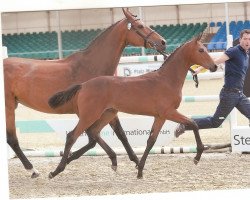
[{"xmin": 240, "ymin": 29, "xmax": 250, "ymax": 38}]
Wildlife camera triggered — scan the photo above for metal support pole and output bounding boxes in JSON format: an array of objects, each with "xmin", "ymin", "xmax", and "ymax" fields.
[
  {"xmin": 139, "ymin": 7, "xmax": 145, "ymax": 56},
  {"xmin": 225, "ymin": 3, "xmax": 233, "ymax": 49},
  {"xmin": 176, "ymin": 5, "xmax": 180, "ymax": 24},
  {"xmin": 56, "ymin": 11, "xmax": 63, "ymax": 59},
  {"xmin": 110, "ymin": 8, "xmax": 114, "ymax": 24},
  {"xmin": 225, "ymin": 3, "xmax": 230, "ymax": 38}
]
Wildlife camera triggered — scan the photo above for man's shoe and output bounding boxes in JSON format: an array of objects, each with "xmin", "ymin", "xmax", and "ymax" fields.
[{"xmin": 174, "ymin": 123, "xmax": 185, "ymax": 138}]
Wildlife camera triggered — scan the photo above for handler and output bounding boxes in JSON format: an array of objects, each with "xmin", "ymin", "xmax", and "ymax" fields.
[{"xmin": 175, "ymin": 29, "xmax": 250, "ymax": 137}]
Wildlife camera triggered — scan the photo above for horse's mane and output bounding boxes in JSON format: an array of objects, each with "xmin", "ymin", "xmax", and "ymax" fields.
[
  {"xmin": 66, "ymin": 20, "xmax": 122, "ymax": 58},
  {"xmin": 83, "ymin": 20, "xmax": 122, "ymax": 51}
]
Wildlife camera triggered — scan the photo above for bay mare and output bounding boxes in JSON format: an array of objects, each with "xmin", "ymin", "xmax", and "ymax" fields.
[
  {"xmin": 4, "ymin": 8, "xmax": 166, "ymax": 178},
  {"xmin": 48, "ymin": 35, "xmax": 218, "ymax": 179}
]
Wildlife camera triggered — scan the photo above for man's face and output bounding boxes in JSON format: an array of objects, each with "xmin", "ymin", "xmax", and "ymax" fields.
[{"xmin": 239, "ymin": 33, "xmax": 250, "ymax": 51}]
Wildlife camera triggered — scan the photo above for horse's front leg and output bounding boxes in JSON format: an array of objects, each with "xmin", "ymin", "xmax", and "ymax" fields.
[
  {"xmin": 137, "ymin": 117, "xmax": 165, "ymax": 179},
  {"xmin": 170, "ymin": 110, "xmax": 204, "ymax": 164},
  {"xmin": 109, "ymin": 115, "xmax": 139, "ymax": 167}
]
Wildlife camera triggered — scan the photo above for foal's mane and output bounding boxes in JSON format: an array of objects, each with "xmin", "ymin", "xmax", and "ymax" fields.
[
  {"xmin": 158, "ymin": 40, "xmax": 189, "ymax": 70},
  {"xmin": 159, "ymin": 37, "xmax": 197, "ymax": 70}
]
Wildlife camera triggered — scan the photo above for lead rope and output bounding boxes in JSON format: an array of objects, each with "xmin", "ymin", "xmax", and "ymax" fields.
[{"xmin": 188, "ymin": 68, "xmax": 199, "ymax": 88}]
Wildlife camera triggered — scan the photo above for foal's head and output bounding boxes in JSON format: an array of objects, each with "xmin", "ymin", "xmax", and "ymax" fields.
[
  {"xmin": 188, "ymin": 34, "xmax": 217, "ymax": 72},
  {"xmin": 122, "ymin": 8, "xmax": 166, "ymax": 53}
]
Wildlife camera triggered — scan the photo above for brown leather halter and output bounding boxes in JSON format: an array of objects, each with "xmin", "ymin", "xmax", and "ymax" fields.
[{"xmin": 128, "ymin": 18, "xmax": 158, "ymax": 49}]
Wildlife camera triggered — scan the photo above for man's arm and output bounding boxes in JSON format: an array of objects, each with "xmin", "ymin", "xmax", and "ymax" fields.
[
  {"xmin": 193, "ymin": 53, "xmax": 230, "ymax": 75},
  {"xmin": 214, "ymin": 53, "xmax": 229, "ymax": 65}
]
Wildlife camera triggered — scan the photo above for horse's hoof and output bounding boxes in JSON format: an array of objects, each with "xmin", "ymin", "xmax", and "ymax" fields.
[
  {"xmin": 31, "ymin": 172, "xmax": 40, "ymax": 179},
  {"xmin": 48, "ymin": 172, "xmax": 54, "ymax": 179},
  {"xmin": 137, "ymin": 170, "xmax": 143, "ymax": 179},
  {"xmin": 135, "ymin": 164, "xmax": 138, "ymax": 169},
  {"xmin": 193, "ymin": 158, "xmax": 199, "ymax": 165},
  {"xmin": 137, "ymin": 174, "xmax": 143, "ymax": 179},
  {"xmin": 28, "ymin": 168, "xmax": 40, "ymax": 178},
  {"xmin": 111, "ymin": 165, "xmax": 117, "ymax": 172}
]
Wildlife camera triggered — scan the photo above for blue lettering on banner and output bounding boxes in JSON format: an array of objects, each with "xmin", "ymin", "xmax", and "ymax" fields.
[
  {"xmin": 234, "ymin": 134, "xmax": 250, "ymax": 145},
  {"xmin": 101, "ymin": 130, "xmax": 110, "ymax": 136},
  {"xmin": 133, "ymin": 69, "xmax": 145, "ymax": 74},
  {"xmin": 65, "ymin": 129, "xmax": 170, "ymax": 137},
  {"xmin": 111, "ymin": 129, "xmax": 170, "ymax": 136}
]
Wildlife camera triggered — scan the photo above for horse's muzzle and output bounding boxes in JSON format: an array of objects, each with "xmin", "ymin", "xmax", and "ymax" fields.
[{"xmin": 209, "ymin": 64, "xmax": 218, "ymax": 72}]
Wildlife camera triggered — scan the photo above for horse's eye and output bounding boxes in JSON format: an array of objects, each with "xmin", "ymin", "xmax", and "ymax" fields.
[
  {"xmin": 138, "ymin": 24, "xmax": 144, "ymax": 29},
  {"xmin": 199, "ymin": 48, "xmax": 205, "ymax": 52}
]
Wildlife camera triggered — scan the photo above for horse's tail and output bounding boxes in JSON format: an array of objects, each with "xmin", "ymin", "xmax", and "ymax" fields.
[{"xmin": 48, "ymin": 84, "xmax": 82, "ymax": 109}]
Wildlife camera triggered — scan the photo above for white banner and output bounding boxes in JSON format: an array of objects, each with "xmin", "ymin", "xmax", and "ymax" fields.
[
  {"xmin": 231, "ymin": 126, "xmax": 250, "ymax": 153},
  {"xmin": 47, "ymin": 116, "xmax": 177, "ymax": 150},
  {"xmin": 117, "ymin": 62, "xmax": 162, "ymax": 77}
]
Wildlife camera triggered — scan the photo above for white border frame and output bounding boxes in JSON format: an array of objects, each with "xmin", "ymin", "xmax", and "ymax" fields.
[{"xmin": 1, "ymin": 1, "xmax": 250, "ymax": 199}]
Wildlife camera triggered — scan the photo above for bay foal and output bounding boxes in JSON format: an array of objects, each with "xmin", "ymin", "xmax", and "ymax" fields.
[{"xmin": 48, "ymin": 34, "xmax": 217, "ymax": 179}]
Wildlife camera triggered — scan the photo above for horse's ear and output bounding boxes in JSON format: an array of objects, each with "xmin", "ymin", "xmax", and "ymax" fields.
[{"xmin": 122, "ymin": 8, "xmax": 134, "ymax": 20}]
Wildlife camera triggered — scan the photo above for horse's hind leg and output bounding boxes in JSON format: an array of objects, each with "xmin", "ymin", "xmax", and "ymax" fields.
[
  {"xmin": 49, "ymin": 111, "xmax": 103, "ymax": 178},
  {"xmin": 7, "ymin": 130, "xmax": 39, "ymax": 178},
  {"xmin": 137, "ymin": 117, "xmax": 165, "ymax": 179},
  {"xmin": 67, "ymin": 109, "xmax": 119, "ymax": 170},
  {"xmin": 109, "ymin": 116, "xmax": 139, "ymax": 166},
  {"xmin": 188, "ymin": 122, "xmax": 204, "ymax": 164},
  {"xmin": 169, "ymin": 110, "xmax": 204, "ymax": 164},
  {"xmin": 66, "ymin": 133, "xmax": 96, "ymax": 164},
  {"xmin": 6, "ymin": 98, "xmax": 39, "ymax": 178}
]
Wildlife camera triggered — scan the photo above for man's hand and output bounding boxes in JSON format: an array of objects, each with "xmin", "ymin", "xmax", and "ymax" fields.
[{"xmin": 193, "ymin": 66, "xmax": 205, "ymax": 75}]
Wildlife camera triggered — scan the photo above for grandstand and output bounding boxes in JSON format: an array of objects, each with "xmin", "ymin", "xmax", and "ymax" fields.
[
  {"xmin": 3, "ymin": 20, "xmax": 250, "ymax": 59},
  {"xmin": 2, "ymin": 3, "xmax": 250, "ymax": 59},
  {"xmin": 2, "ymin": 22, "xmax": 206, "ymax": 59},
  {"xmin": 207, "ymin": 20, "xmax": 250, "ymax": 51}
]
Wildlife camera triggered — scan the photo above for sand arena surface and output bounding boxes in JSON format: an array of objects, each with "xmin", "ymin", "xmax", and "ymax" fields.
[{"xmin": 9, "ymin": 78, "xmax": 250, "ymax": 199}]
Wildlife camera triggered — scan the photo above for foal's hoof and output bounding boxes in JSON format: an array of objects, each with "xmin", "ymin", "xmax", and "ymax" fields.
[
  {"xmin": 111, "ymin": 165, "xmax": 117, "ymax": 172},
  {"xmin": 48, "ymin": 172, "xmax": 54, "ymax": 179},
  {"xmin": 31, "ymin": 172, "xmax": 40, "ymax": 179},
  {"xmin": 193, "ymin": 158, "xmax": 199, "ymax": 165},
  {"xmin": 135, "ymin": 164, "xmax": 139, "ymax": 169}
]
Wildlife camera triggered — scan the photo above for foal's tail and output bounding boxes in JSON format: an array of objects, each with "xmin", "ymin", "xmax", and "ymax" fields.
[{"xmin": 48, "ymin": 84, "xmax": 82, "ymax": 109}]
